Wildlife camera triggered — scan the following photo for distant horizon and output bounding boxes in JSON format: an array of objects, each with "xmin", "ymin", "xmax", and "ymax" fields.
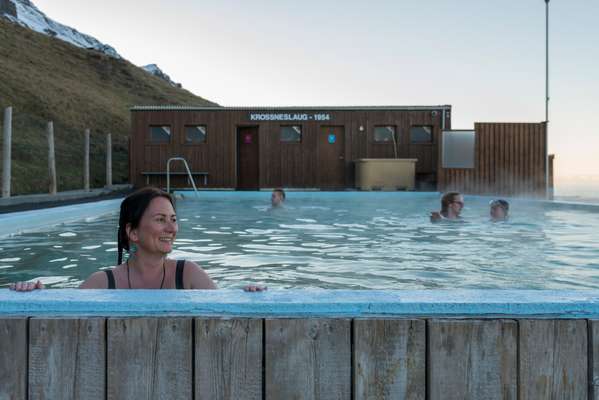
[{"xmin": 27, "ymin": 0, "xmax": 599, "ymax": 187}]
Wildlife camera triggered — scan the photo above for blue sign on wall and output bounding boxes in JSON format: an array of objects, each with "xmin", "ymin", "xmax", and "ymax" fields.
[{"xmin": 328, "ymin": 134, "xmax": 336, "ymax": 144}]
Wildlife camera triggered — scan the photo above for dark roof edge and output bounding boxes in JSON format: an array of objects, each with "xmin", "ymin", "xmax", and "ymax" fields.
[{"xmin": 130, "ymin": 105, "xmax": 452, "ymax": 112}]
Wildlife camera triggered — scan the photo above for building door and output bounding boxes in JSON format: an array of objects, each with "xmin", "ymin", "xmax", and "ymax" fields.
[
  {"xmin": 408, "ymin": 125, "xmax": 435, "ymax": 187},
  {"xmin": 318, "ymin": 126, "xmax": 345, "ymax": 188},
  {"xmin": 237, "ymin": 127, "xmax": 259, "ymax": 190}
]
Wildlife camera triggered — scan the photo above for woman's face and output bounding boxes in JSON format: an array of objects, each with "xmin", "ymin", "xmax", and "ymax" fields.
[{"xmin": 128, "ymin": 197, "xmax": 178, "ymax": 255}]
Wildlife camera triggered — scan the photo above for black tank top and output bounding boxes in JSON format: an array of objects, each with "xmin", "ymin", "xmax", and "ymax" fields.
[{"xmin": 104, "ymin": 259, "xmax": 186, "ymax": 289}]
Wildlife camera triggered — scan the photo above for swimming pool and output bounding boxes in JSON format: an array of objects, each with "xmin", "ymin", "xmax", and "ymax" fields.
[{"xmin": 1, "ymin": 192, "xmax": 598, "ymax": 290}]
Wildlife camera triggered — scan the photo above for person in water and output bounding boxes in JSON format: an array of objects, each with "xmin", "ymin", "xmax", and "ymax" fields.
[
  {"xmin": 489, "ymin": 199, "xmax": 509, "ymax": 222},
  {"xmin": 10, "ymin": 187, "xmax": 265, "ymax": 291},
  {"xmin": 271, "ymin": 188, "xmax": 286, "ymax": 208},
  {"xmin": 430, "ymin": 192, "xmax": 464, "ymax": 222}
]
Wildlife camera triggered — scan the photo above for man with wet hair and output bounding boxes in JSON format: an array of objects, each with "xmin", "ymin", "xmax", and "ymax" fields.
[
  {"xmin": 271, "ymin": 188, "xmax": 286, "ymax": 207},
  {"xmin": 430, "ymin": 192, "xmax": 464, "ymax": 222},
  {"xmin": 489, "ymin": 199, "xmax": 509, "ymax": 222}
]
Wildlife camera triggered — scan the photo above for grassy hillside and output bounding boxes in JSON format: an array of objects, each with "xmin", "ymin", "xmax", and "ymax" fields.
[{"xmin": 0, "ymin": 18, "xmax": 218, "ymax": 195}]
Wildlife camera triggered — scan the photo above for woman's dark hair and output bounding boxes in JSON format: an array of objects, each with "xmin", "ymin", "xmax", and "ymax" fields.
[
  {"xmin": 117, "ymin": 187, "xmax": 175, "ymax": 264},
  {"xmin": 440, "ymin": 192, "xmax": 461, "ymax": 214}
]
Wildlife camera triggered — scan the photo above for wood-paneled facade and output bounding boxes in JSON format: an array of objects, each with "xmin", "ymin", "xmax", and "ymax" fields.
[
  {"xmin": 130, "ymin": 106, "xmax": 452, "ymax": 190},
  {"xmin": 438, "ymin": 122, "xmax": 550, "ymax": 197},
  {"xmin": 1, "ymin": 317, "xmax": 595, "ymax": 399},
  {"xmin": 131, "ymin": 108, "xmax": 551, "ymax": 196}
]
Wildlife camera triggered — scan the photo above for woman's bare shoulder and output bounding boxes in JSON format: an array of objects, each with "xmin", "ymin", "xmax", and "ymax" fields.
[
  {"xmin": 79, "ymin": 270, "xmax": 109, "ymax": 289},
  {"xmin": 183, "ymin": 260, "xmax": 217, "ymax": 289}
]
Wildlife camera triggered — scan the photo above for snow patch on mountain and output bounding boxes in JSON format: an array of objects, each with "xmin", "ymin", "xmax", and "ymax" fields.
[
  {"xmin": 0, "ymin": 0, "xmax": 121, "ymax": 58},
  {"xmin": 1, "ymin": 0, "xmax": 186, "ymax": 88},
  {"xmin": 142, "ymin": 64, "xmax": 181, "ymax": 88}
]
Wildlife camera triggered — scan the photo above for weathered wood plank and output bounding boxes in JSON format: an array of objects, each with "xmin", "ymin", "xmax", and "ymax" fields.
[
  {"xmin": 0, "ymin": 318, "xmax": 27, "ymax": 400},
  {"xmin": 107, "ymin": 318, "xmax": 192, "ymax": 400},
  {"xmin": 590, "ymin": 320, "xmax": 599, "ymax": 400},
  {"xmin": 29, "ymin": 318, "xmax": 105, "ymax": 400},
  {"xmin": 519, "ymin": 319, "xmax": 587, "ymax": 400},
  {"xmin": 265, "ymin": 318, "xmax": 351, "ymax": 400},
  {"xmin": 195, "ymin": 318, "xmax": 262, "ymax": 400},
  {"xmin": 428, "ymin": 319, "xmax": 517, "ymax": 400},
  {"xmin": 354, "ymin": 319, "xmax": 425, "ymax": 400}
]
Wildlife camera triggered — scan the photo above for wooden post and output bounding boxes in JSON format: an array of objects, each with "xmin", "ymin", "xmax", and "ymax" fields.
[
  {"xmin": 195, "ymin": 319, "xmax": 262, "ymax": 400},
  {"xmin": 0, "ymin": 318, "xmax": 27, "ymax": 399},
  {"xmin": 265, "ymin": 319, "xmax": 351, "ymax": 400},
  {"xmin": 47, "ymin": 122, "xmax": 57, "ymax": 195},
  {"xmin": 29, "ymin": 318, "xmax": 106, "ymax": 400},
  {"xmin": 428, "ymin": 319, "xmax": 517, "ymax": 400},
  {"xmin": 107, "ymin": 318, "xmax": 192, "ymax": 399},
  {"xmin": 2, "ymin": 106, "xmax": 11, "ymax": 198},
  {"xmin": 106, "ymin": 133, "xmax": 112, "ymax": 189},
  {"xmin": 84, "ymin": 129, "xmax": 90, "ymax": 191},
  {"xmin": 354, "ymin": 319, "xmax": 426, "ymax": 399},
  {"xmin": 519, "ymin": 319, "xmax": 588, "ymax": 399}
]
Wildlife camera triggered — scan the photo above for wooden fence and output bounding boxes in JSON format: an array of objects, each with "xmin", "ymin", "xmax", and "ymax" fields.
[
  {"xmin": 1, "ymin": 317, "xmax": 597, "ymax": 400},
  {"xmin": 438, "ymin": 122, "xmax": 550, "ymax": 197}
]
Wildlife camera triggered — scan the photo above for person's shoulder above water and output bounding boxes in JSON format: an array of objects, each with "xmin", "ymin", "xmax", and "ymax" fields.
[
  {"xmin": 430, "ymin": 211, "xmax": 464, "ymax": 223},
  {"xmin": 430, "ymin": 211, "xmax": 444, "ymax": 222},
  {"xmin": 79, "ymin": 270, "xmax": 110, "ymax": 289},
  {"xmin": 181, "ymin": 260, "xmax": 217, "ymax": 289}
]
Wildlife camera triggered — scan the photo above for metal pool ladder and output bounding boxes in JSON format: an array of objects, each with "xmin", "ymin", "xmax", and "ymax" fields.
[{"xmin": 166, "ymin": 157, "xmax": 200, "ymax": 198}]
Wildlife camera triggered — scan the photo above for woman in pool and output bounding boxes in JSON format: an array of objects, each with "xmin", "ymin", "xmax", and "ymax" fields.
[
  {"xmin": 10, "ymin": 187, "xmax": 264, "ymax": 291},
  {"xmin": 430, "ymin": 191, "xmax": 464, "ymax": 222}
]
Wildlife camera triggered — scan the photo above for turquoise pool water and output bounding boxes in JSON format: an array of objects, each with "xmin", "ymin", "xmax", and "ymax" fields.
[{"xmin": 1, "ymin": 192, "xmax": 598, "ymax": 289}]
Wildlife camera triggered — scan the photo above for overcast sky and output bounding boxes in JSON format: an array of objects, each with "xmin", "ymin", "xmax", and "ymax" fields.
[{"xmin": 34, "ymin": 0, "xmax": 599, "ymax": 184}]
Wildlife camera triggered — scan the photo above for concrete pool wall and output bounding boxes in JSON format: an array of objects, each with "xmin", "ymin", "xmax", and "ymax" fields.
[
  {"xmin": 0, "ymin": 198, "xmax": 122, "ymax": 237},
  {"xmin": 1, "ymin": 289, "xmax": 598, "ymax": 399}
]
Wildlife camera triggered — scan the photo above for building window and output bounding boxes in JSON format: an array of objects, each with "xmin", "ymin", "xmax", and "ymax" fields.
[
  {"xmin": 149, "ymin": 126, "xmax": 171, "ymax": 144},
  {"xmin": 410, "ymin": 126, "xmax": 433, "ymax": 144},
  {"xmin": 185, "ymin": 125, "xmax": 207, "ymax": 144},
  {"xmin": 280, "ymin": 125, "xmax": 302, "ymax": 143},
  {"xmin": 374, "ymin": 126, "xmax": 397, "ymax": 143},
  {"xmin": 442, "ymin": 130, "xmax": 475, "ymax": 169}
]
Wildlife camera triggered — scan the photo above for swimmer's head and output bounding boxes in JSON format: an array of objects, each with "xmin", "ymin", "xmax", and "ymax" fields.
[
  {"xmin": 441, "ymin": 192, "xmax": 464, "ymax": 218},
  {"xmin": 489, "ymin": 199, "xmax": 509, "ymax": 221},
  {"xmin": 271, "ymin": 189, "xmax": 286, "ymax": 207}
]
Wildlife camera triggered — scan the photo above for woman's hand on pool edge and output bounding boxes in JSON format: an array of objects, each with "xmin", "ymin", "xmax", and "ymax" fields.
[
  {"xmin": 9, "ymin": 280, "xmax": 44, "ymax": 291},
  {"xmin": 243, "ymin": 285, "xmax": 267, "ymax": 292}
]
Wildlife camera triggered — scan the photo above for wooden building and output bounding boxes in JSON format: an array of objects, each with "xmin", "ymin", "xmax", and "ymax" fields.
[
  {"xmin": 130, "ymin": 106, "xmax": 451, "ymax": 190},
  {"xmin": 438, "ymin": 122, "xmax": 551, "ymax": 198},
  {"xmin": 130, "ymin": 106, "xmax": 551, "ymax": 196}
]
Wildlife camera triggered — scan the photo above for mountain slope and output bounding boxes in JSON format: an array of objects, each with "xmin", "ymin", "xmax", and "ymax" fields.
[{"xmin": 0, "ymin": 17, "xmax": 218, "ymax": 195}]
